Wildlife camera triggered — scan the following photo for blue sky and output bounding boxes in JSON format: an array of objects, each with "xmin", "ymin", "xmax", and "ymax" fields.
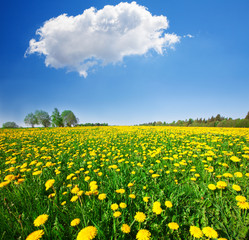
[{"xmin": 1, "ymin": 0, "xmax": 249, "ymax": 126}]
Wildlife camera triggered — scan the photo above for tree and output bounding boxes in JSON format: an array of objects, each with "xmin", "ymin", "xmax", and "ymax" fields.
[
  {"xmin": 61, "ymin": 110, "xmax": 78, "ymax": 127},
  {"xmin": 24, "ymin": 113, "xmax": 38, "ymax": 127},
  {"xmin": 51, "ymin": 108, "xmax": 64, "ymax": 127},
  {"xmin": 35, "ymin": 110, "xmax": 51, "ymax": 127},
  {"xmin": 2, "ymin": 122, "xmax": 18, "ymax": 128},
  {"xmin": 245, "ymin": 112, "xmax": 249, "ymax": 120}
]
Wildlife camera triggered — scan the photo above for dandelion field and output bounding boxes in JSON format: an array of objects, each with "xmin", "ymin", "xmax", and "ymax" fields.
[{"xmin": 0, "ymin": 126, "xmax": 249, "ymax": 240}]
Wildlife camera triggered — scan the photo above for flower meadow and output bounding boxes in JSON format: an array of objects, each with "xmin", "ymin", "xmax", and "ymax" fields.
[{"xmin": 0, "ymin": 126, "xmax": 249, "ymax": 240}]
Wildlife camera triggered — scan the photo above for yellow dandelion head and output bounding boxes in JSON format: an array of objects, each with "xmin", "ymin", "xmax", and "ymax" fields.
[
  {"xmin": 77, "ymin": 226, "xmax": 97, "ymax": 240},
  {"xmin": 33, "ymin": 214, "xmax": 49, "ymax": 227},
  {"xmin": 202, "ymin": 227, "xmax": 218, "ymax": 239},
  {"xmin": 121, "ymin": 224, "xmax": 131, "ymax": 234},
  {"xmin": 71, "ymin": 218, "xmax": 80, "ymax": 227},
  {"xmin": 168, "ymin": 222, "xmax": 179, "ymax": 230},
  {"xmin": 189, "ymin": 226, "xmax": 203, "ymax": 238},
  {"xmin": 26, "ymin": 230, "xmax": 44, "ymax": 240},
  {"xmin": 134, "ymin": 212, "xmax": 146, "ymax": 222},
  {"xmin": 136, "ymin": 229, "xmax": 151, "ymax": 240}
]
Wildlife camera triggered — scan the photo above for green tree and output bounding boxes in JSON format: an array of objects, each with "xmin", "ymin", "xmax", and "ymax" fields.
[
  {"xmin": 51, "ymin": 108, "xmax": 64, "ymax": 127},
  {"xmin": 24, "ymin": 113, "xmax": 38, "ymax": 127},
  {"xmin": 2, "ymin": 122, "xmax": 19, "ymax": 128},
  {"xmin": 245, "ymin": 112, "xmax": 249, "ymax": 120},
  {"xmin": 61, "ymin": 110, "xmax": 78, "ymax": 127},
  {"xmin": 35, "ymin": 110, "xmax": 51, "ymax": 127}
]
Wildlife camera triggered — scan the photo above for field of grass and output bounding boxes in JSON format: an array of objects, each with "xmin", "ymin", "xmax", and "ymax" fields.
[{"xmin": 0, "ymin": 126, "xmax": 249, "ymax": 240}]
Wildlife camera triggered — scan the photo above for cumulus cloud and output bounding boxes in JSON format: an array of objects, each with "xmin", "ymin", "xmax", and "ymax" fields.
[{"xmin": 26, "ymin": 1, "xmax": 180, "ymax": 77}]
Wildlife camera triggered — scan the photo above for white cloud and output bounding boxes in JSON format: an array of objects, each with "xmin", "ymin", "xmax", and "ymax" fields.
[
  {"xmin": 183, "ymin": 34, "xmax": 194, "ymax": 38},
  {"xmin": 26, "ymin": 1, "xmax": 180, "ymax": 77}
]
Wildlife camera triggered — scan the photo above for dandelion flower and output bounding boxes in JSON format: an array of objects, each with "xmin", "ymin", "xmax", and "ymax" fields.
[
  {"xmin": 216, "ymin": 181, "xmax": 227, "ymax": 189},
  {"xmin": 143, "ymin": 197, "xmax": 150, "ymax": 203},
  {"xmin": 98, "ymin": 193, "xmax": 106, "ymax": 200},
  {"xmin": 129, "ymin": 194, "xmax": 136, "ymax": 199},
  {"xmin": 232, "ymin": 184, "xmax": 241, "ymax": 191},
  {"xmin": 71, "ymin": 185, "xmax": 80, "ymax": 194},
  {"xmin": 45, "ymin": 179, "xmax": 55, "ymax": 191},
  {"xmin": 168, "ymin": 222, "xmax": 179, "ymax": 230},
  {"xmin": 235, "ymin": 195, "xmax": 246, "ymax": 202},
  {"xmin": 165, "ymin": 201, "xmax": 173, "ymax": 208},
  {"xmin": 26, "ymin": 230, "xmax": 44, "ymax": 240},
  {"xmin": 71, "ymin": 196, "xmax": 79, "ymax": 202},
  {"xmin": 113, "ymin": 211, "xmax": 121, "ymax": 218},
  {"xmin": 234, "ymin": 172, "xmax": 243, "ymax": 178},
  {"xmin": 202, "ymin": 227, "xmax": 218, "ymax": 238},
  {"xmin": 237, "ymin": 201, "xmax": 249, "ymax": 209},
  {"xmin": 111, "ymin": 203, "xmax": 119, "ymax": 211},
  {"xmin": 136, "ymin": 229, "xmax": 151, "ymax": 240},
  {"xmin": 77, "ymin": 226, "xmax": 97, "ymax": 240},
  {"xmin": 208, "ymin": 184, "xmax": 216, "ymax": 190},
  {"xmin": 119, "ymin": 202, "xmax": 127, "ymax": 208},
  {"xmin": 230, "ymin": 156, "xmax": 240, "ymax": 162},
  {"xmin": 33, "ymin": 214, "xmax": 49, "ymax": 227},
  {"xmin": 134, "ymin": 212, "xmax": 146, "ymax": 222},
  {"xmin": 71, "ymin": 218, "xmax": 80, "ymax": 226},
  {"xmin": 121, "ymin": 224, "xmax": 130, "ymax": 234},
  {"xmin": 189, "ymin": 226, "xmax": 203, "ymax": 238}
]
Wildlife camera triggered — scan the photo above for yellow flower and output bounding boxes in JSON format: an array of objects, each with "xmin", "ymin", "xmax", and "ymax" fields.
[
  {"xmin": 61, "ymin": 201, "xmax": 66, "ymax": 206},
  {"xmin": 134, "ymin": 212, "xmax": 146, "ymax": 222},
  {"xmin": 116, "ymin": 189, "xmax": 125, "ymax": 194},
  {"xmin": 232, "ymin": 184, "xmax": 241, "ymax": 191},
  {"xmin": 113, "ymin": 211, "xmax": 121, "ymax": 218},
  {"xmin": 33, "ymin": 214, "xmax": 49, "ymax": 227},
  {"xmin": 129, "ymin": 194, "xmax": 136, "ymax": 199},
  {"xmin": 77, "ymin": 226, "xmax": 97, "ymax": 240},
  {"xmin": 26, "ymin": 230, "xmax": 44, "ymax": 240},
  {"xmin": 121, "ymin": 224, "xmax": 130, "ymax": 234},
  {"xmin": 165, "ymin": 201, "xmax": 173, "ymax": 208},
  {"xmin": 152, "ymin": 201, "xmax": 162, "ymax": 215},
  {"xmin": 98, "ymin": 193, "xmax": 107, "ymax": 200},
  {"xmin": 234, "ymin": 172, "xmax": 243, "ymax": 178},
  {"xmin": 202, "ymin": 227, "xmax": 218, "ymax": 239},
  {"xmin": 230, "ymin": 156, "xmax": 240, "ymax": 162},
  {"xmin": 71, "ymin": 218, "xmax": 80, "ymax": 226},
  {"xmin": 237, "ymin": 201, "xmax": 249, "ymax": 209},
  {"xmin": 70, "ymin": 196, "xmax": 79, "ymax": 202},
  {"xmin": 216, "ymin": 181, "xmax": 227, "ymax": 189},
  {"xmin": 71, "ymin": 185, "xmax": 80, "ymax": 194},
  {"xmin": 208, "ymin": 184, "xmax": 216, "ymax": 190},
  {"xmin": 136, "ymin": 229, "xmax": 151, "ymax": 240},
  {"xmin": 119, "ymin": 202, "xmax": 127, "ymax": 208},
  {"xmin": 168, "ymin": 222, "xmax": 179, "ymax": 230},
  {"xmin": 45, "ymin": 179, "xmax": 55, "ymax": 191},
  {"xmin": 189, "ymin": 226, "xmax": 203, "ymax": 238},
  {"xmin": 235, "ymin": 195, "xmax": 246, "ymax": 202},
  {"xmin": 143, "ymin": 197, "xmax": 150, "ymax": 203},
  {"xmin": 111, "ymin": 203, "xmax": 119, "ymax": 211}
]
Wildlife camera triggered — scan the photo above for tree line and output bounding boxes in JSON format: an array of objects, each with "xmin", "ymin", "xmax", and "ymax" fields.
[
  {"xmin": 139, "ymin": 112, "xmax": 249, "ymax": 128},
  {"xmin": 2, "ymin": 108, "xmax": 109, "ymax": 128}
]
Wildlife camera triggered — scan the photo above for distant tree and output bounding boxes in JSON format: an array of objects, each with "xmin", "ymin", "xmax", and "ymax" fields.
[
  {"xmin": 2, "ymin": 122, "xmax": 18, "ymax": 128},
  {"xmin": 215, "ymin": 114, "xmax": 221, "ymax": 122},
  {"xmin": 245, "ymin": 112, "xmax": 249, "ymax": 120},
  {"xmin": 35, "ymin": 110, "xmax": 51, "ymax": 127},
  {"xmin": 51, "ymin": 108, "xmax": 64, "ymax": 127},
  {"xmin": 188, "ymin": 118, "xmax": 194, "ymax": 126},
  {"xmin": 61, "ymin": 110, "xmax": 78, "ymax": 127},
  {"xmin": 24, "ymin": 113, "xmax": 38, "ymax": 127},
  {"xmin": 156, "ymin": 121, "xmax": 162, "ymax": 126}
]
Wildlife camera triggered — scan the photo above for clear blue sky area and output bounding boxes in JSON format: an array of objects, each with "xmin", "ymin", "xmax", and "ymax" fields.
[{"xmin": 0, "ymin": 0, "xmax": 249, "ymax": 126}]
